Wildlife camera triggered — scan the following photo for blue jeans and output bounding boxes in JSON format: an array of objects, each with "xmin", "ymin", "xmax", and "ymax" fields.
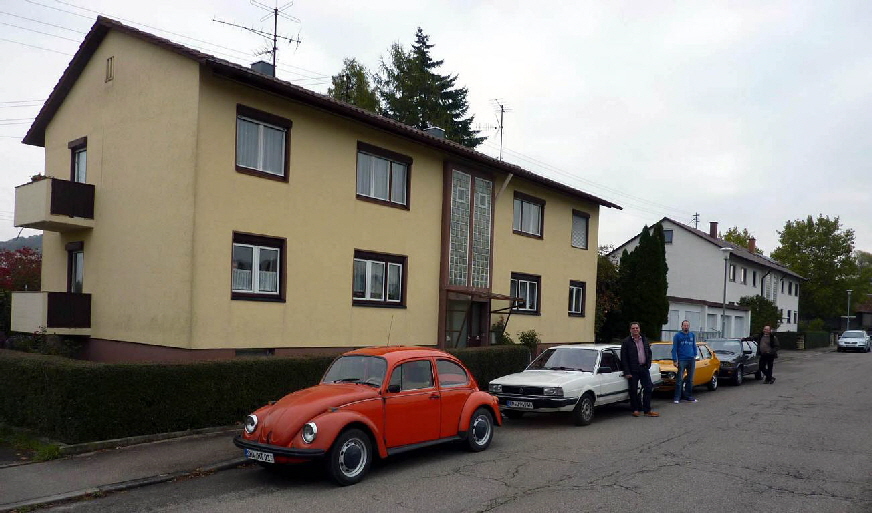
[{"xmin": 674, "ymin": 359, "xmax": 696, "ymax": 401}]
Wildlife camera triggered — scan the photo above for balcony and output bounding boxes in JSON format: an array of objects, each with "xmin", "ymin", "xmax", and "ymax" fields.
[
  {"xmin": 14, "ymin": 178, "xmax": 95, "ymax": 232},
  {"xmin": 11, "ymin": 292, "xmax": 92, "ymax": 336}
]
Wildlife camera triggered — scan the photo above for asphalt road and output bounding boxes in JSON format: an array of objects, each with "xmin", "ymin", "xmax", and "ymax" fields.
[{"xmin": 51, "ymin": 348, "xmax": 872, "ymax": 513}]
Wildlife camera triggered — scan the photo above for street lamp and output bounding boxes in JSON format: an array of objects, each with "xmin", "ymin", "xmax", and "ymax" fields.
[
  {"xmin": 846, "ymin": 289, "xmax": 853, "ymax": 330},
  {"xmin": 721, "ymin": 247, "xmax": 734, "ymax": 337}
]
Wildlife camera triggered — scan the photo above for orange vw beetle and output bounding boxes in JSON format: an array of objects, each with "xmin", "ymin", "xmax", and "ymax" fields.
[{"xmin": 234, "ymin": 346, "xmax": 501, "ymax": 485}]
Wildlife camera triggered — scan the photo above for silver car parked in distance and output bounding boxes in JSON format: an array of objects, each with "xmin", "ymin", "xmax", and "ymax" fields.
[{"xmin": 836, "ymin": 330, "xmax": 871, "ymax": 353}]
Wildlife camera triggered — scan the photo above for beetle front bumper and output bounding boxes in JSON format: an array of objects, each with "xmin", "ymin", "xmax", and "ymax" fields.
[{"xmin": 233, "ymin": 435, "xmax": 326, "ymax": 460}]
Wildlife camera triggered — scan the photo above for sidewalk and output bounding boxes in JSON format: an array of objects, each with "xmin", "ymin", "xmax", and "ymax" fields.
[{"xmin": 0, "ymin": 428, "xmax": 247, "ymax": 512}]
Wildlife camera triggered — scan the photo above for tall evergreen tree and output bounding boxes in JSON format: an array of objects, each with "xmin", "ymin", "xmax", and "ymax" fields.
[
  {"xmin": 617, "ymin": 225, "xmax": 670, "ymax": 340},
  {"xmin": 327, "ymin": 58, "xmax": 379, "ymax": 113},
  {"xmin": 377, "ymin": 28, "xmax": 485, "ymax": 148}
]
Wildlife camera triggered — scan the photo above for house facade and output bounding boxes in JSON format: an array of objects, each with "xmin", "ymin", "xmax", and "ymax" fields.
[
  {"xmin": 609, "ymin": 218, "xmax": 802, "ymax": 340},
  {"xmin": 11, "ymin": 17, "xmax": 620, "ymax": 362}
]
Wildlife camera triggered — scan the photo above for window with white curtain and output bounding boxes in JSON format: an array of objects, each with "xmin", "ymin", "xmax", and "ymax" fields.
[
  {"xmin": 231, "ymin": 232, "xmax": 285, "ymax": 300},
  {"xmin": 353, "ymin": 250, "xmax": 406, "ymax": 306},
  {"xmin": 235, "ymin": 105, "xmax": 291, "ymax": 180},
  {"xmin": 513, "ymin": 192, "xmax": 544, "ymax": 237},
  {"xmin": 356, "ymin": 142, "xmax": 412, "ymax": 208},
  {"xmin": 511, "ymin": 272, "xmax": 540, "ymax": 314}
]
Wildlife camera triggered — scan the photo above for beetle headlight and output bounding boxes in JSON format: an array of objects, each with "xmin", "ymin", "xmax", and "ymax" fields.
[
  {"xmin": 244, "ymin": 414, "xmax": 258, "ymax": 434},
  {"xmin": 489, "ymin": 384, "xmax": 502, "ymax": 393},
  {"xmin": 543, "ymin": 387, "xmax": 563, "ymax": 397},
  {"xmin": 301, "ymin": 422, "xmax": 318, "ymax": 444}
]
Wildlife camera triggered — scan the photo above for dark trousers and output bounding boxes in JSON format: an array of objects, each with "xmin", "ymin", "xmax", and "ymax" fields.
[
  {"xmin": 628, "ymin": 368, "xmax": 654, "ymax": 413},
  {"xmin": 760, "ymin": 354, "xmax": 776, "ymax": 380}
]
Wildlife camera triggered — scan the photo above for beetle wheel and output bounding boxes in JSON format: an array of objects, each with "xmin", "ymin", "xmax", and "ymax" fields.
[
  {"xmin": 327, "ymin": 428, "xmax": 371, "ymax": 486},
  {"xmin": 466, "ymin": 408, "xmax": 494, "ymax": 452}
]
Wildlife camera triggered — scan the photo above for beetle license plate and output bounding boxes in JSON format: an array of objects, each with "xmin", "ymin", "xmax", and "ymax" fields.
[
  {"xmin": 244, "ymin": 449, "xmax": 275, "ymax": 464},
  {"xmin": 506, "ymin": 400, "xmax": 534, "ymax": 409}
]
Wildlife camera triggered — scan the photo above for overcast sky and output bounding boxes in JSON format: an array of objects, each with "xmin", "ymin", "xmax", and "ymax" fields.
[{"xmin": 1, "ymin": 0, "xmax": 870, "ymax": 255}]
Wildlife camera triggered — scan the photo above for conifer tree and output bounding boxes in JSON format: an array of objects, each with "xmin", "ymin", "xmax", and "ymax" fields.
[{"xmin": 377, "ymin": 28, "xmax": 485, "ymax": 148}]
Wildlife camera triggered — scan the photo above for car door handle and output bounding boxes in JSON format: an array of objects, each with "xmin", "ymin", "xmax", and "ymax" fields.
[{"xmin": 429, "ymin": 393, "xmax": 440, "ymax": 400}]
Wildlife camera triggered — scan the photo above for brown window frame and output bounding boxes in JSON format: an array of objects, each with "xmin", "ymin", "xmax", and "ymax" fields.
[
  {"xmin": 510, "ymin": 272, "xmax": 541, "ymax": 315},
  {"xmin": 235, "ymin": 104, "xmax": 292, "ymax": 182},
  {"xmin": 569, "ymin": 280, "xmax": 586, "ymax": 317},
  {"xmin": 352, "ymin": 249, "xmax": 408, "ymax": 308},
  {"xmin": 571, "ymin": 209, "xmax": 590, "ymax": 249},
  {"xmin": 65, "ymin": 241, "xmax": 84, "ymax": 293},
  {"xmin": 355, "ymin": 142, "xmax": 412, "ymax": 210},
  {"xmin": 231, "ymin": 231, "xmax": 287, "ymax": 302},
  {"xmin": 512, "ymin": 191, "xmax": 545, "ymax": 239},
  {"xmin": 68, "ymin": 137, "xmax": 87, "ymax": 183}
]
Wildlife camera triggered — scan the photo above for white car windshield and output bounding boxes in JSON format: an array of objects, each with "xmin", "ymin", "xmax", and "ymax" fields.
[
  {"xmin": 528, "ymin": 347, "xmax": 598, "ymax": 372},
  {"xmin": 841, "ymin": 331, "xmax": 866, "ymax": 338}
]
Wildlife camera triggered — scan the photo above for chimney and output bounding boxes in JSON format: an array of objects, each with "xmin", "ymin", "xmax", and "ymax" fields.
[
  {"xmin": 250, "ymin": 61, "xmax": 275, "ymax": 77},
  {"xmin": 424, "ymin": 126, "xmax": 445, "ymax": 139},
  {"xmin": 748, "ymin": 237, "xmax": 756, "ymax": 253},
  {"xmin": 709, "ymin": 221, "xmax": 718, "ymax": 238}
]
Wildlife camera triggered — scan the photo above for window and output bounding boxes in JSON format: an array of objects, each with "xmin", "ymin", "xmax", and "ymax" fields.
[
  {"xmin": 353, "ymin": 250, "xmax": 406, "ymax": 307},
  {"xmin": 231, "ymin": 232, "xmax": 285, "ymax": 301},
  {"xmin": 781, "ymin": 279, "xmax": 785, "ymax": 293},
  {"xmin": 235, "ymin": 104, "xmax": 291, "ymax": 180},
  {"xmin": 436, "ymin": 359, "xmax": 469, "ymax": 387},
  {"xmin": 794, "ymin": 283, "xmax": 799, "ymax": 296},
  {"xmin": 512, "ymin": 192, "xmax": 544, "ymax": 238},
  {"xmin": 390, "ymin": 360, "xmax": 434, "ymax": 391},
  {"xmin": 66, "ymin": 241, "xmax": 84, "ymax": 293},
  {"xmin": 569, "ymin": 280, "xmax": 586, "ymax": 316},
  {"xmin": 510, "ymin": 272, "xmax": 540, "ymax": 314},
  {"xmin": 788, "ymin": 282, "xmax": 793, "ymax": 295},
  {"xmin": 752, "ymin": 271, "xmax": 757, "ymax": 288},
  {"xmin": 105, "ymin": 56, "xmax": 114, "ymax": 82},
  {"xmin": 741, "ymin": 267, "xmax": 747, "ymax": 285},
  {"xmin": 787, "ymin": 310, "xmax": 791, "ymax": 323},
  {"xmin": 68, "ymin": 137, "xmax": 87, "ymax": 183},
  {"xmin": 729, "ymin": 264, "xmax": 736, "ymax": 282},
  {"xmin": 571, "ymin": 210, "xmax": 589, "ymax": 249},
  {"xmin": 356, "ymin": 142, "xmax": 411, "ymax": 208},
  {"xmin": 793, "ymin": 311, "xmax": 797, "ymax": 323},
  {"xmin": 663, "ymin": 229, "xmax": 674, "ymax": 244}
]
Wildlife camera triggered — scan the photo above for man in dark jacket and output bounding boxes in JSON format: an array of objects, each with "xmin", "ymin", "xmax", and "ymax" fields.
[
  {"xmin": 743, "ymin": 325, "xmax": 779, "ymax": 383},
  {"xmin": 620, "ymin": 322, "xmax": 659, "ymax": 417}
]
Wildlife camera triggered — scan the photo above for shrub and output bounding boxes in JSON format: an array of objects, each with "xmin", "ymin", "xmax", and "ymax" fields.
[
  {"xmin": 517, "ymin": 329, "xmax": 541, "ymax": 359},
  {"xmin": 450, "ymin": 345, "xmax": 529, "ymax": 389},
  {"xmin": 490, "ymin": 317, "xmax": 514, "ymax": 345}
]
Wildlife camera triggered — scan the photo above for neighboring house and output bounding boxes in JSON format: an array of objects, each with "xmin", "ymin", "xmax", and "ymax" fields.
[
  {"xmin": 855, "ymin": 300, "xmax": 872, "ymax": 332},
  {"xmin": 11, "ymin": 17, "xmax": 620, "ymax": 362},
  {"xmin": 608, "ymin": 218, "xmax": 803, "ymax": 340}
]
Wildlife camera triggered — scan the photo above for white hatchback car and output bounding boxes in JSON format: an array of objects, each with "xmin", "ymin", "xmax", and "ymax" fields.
[
  {"xmin": 837, "ymin": 330, "xmax": 871, "ymax": 353},
  {"xmin": 488, "ymin": 344, "xmax": 661, "ymax": 426}
]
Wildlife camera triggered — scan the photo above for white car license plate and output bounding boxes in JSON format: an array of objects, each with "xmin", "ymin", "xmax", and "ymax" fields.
[
  {"xmin": 507, "ymin": 400, "xmax": 534, "ymax": 409},
  {"xmin": 244, "ymin": 449, "xmax": 275, "ymax": 463}
]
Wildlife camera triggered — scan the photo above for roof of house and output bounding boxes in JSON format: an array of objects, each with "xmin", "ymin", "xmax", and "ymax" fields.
[
  {"xmin": 24, "ymin": 16, "xmax": 621, "ymax": 211},
  {"xmin": 609, "ymin": 216, "xmax": 804, "ymax": 280}
]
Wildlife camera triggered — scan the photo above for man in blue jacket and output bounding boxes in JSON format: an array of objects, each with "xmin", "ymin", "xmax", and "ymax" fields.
[{"xmin": 671, "ymin": 320, "xmax": 698, "ymax": 403}]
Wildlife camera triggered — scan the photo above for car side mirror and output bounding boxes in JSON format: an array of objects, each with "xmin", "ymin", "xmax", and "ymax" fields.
[
  {"xmin": 598, "ymin": 366, "xmax": 612, "ymax": 374},
  {"xmin": 387, "ymin": 384, "xmax": 401, "ymax": 393}
]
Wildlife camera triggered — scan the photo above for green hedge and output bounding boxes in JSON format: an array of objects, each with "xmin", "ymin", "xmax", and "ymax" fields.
[
  {"xmin": 0, "ymin": 345, "xmax": 529, "ymax": 444},
  {"xmin": 803, "ymin": 331, "xmax": 830, "ymax": 349}
]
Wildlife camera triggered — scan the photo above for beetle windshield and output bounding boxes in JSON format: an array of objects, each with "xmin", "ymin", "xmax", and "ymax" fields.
[
  {"xmin": 322, "ymin": 355, "xmax": 387, "ymax": 387},
  {"xmin": 527, "ymin": 347, "xmax": 597, "ymax": 372},
  {"xmin": 707, "ymin": 340, "xmax": 742, "ymax": 355},
  {"xmin": 650, "ymin": 345, "xmax": 673, "ymax": 360}
]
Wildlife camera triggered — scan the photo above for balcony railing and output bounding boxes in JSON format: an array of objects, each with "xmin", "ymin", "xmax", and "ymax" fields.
[
  {"xmin": 14, "ymin": 178, "xmax": 95, "ymax": 232},
  {"xmin": 11, "ymin": 291, "xmax": 92, "ymax": 335}
]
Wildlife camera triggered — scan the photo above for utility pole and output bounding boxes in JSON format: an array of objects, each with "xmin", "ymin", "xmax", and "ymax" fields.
[{"xmin": 214, "ymin": 1, "xmax": 301, "ymax": 71}]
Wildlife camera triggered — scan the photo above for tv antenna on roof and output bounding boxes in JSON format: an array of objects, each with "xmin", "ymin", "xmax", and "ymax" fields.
[
  {"xmin": 491, "ymin": 99, "xmax": 511, "ymax": 161},
  {"xmin": 213, "ymin": 0, "xmax": 301, "ymax": 70}
]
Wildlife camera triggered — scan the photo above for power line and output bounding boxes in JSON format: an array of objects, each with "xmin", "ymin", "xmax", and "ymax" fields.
[
  {"xmin": 0, "ymin": 37, "xmax": 74, "ymax": 55},
  {"xmin": 0, "ymin": 10, "xmax": 85, "ymax": 33},
  {"xmin": 0, "ymin": 21, "xmax": 82, "ymax": 42}
]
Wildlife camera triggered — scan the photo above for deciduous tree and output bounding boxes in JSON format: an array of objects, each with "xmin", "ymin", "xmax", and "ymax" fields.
[
  {"xmin": 771, "ymin": 215, "xmax": 857, "ymax": 321},
  {"xmin": 327, "ymin": 58, "xmax": 379, "ymax": 113},
  {"xmin": 722, "ymin": 226, "xmax": 763, "ymax": 254},
  {"xmin": 739, "ymin": 295, "xmax": 781, "ymax": 334}
]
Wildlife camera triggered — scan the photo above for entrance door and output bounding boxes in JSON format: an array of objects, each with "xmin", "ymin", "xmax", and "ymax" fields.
[{"xmin": 445, "ymin": 298, "xmax": 488, "ymax": 348}]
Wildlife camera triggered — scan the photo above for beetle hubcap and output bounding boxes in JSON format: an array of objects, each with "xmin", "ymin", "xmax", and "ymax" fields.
[
  {"xmin": 338, "ymin": 438, "xmax": 366, "ymax": 477},
  {"xmin": 472, "ymin": 415, "xmax": 491, "ymax": 445}
]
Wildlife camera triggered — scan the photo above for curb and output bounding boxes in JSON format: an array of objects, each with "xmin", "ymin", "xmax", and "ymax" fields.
[
  {"xmin": 57, "ymin": 425, "xmax": 241, "ymax": 456},
  {"xmin": 0, "ymin": 457, "xmax": 248, "ymax": 513}
]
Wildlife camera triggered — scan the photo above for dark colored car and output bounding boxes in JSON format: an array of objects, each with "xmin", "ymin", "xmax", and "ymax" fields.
[{"xmin": 707, "ymin": 338, "xmax": 761, "ymax": 385}]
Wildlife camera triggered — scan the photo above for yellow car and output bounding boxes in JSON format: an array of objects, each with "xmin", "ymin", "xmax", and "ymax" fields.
[{"xmin": 650, "ymin": 342, "xmax": 720, "ymax": 393}]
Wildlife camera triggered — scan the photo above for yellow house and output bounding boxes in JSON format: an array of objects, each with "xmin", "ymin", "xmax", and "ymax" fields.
[{"xmin": 11, "ymin": 17, "xmax": 621, "ymax": 362}]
